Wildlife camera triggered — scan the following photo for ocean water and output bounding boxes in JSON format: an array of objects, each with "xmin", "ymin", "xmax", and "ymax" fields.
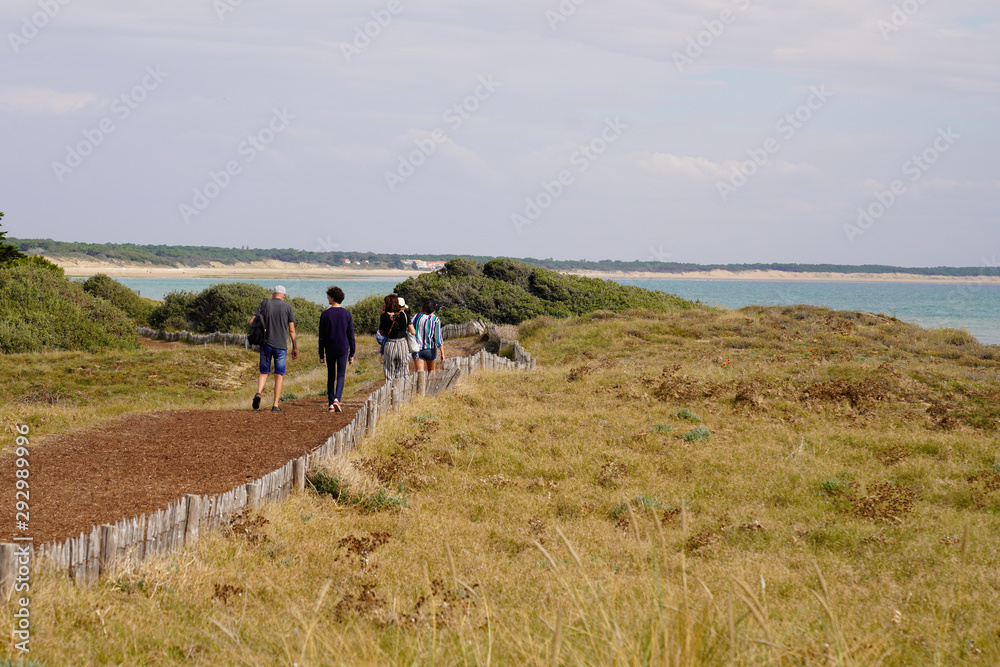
[{"xmin": 107, "ymin": 276, "xmax": 1000, "ymax": 346}]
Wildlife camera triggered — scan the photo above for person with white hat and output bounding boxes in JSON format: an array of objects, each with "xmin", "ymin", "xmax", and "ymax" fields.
[
  {"xmin": 249, "ymin": 285, "xmax": 298, "ymax": 412},
  {"xmin": 378, "ymin": 293, "xmax": 415, "ymax": 382}
]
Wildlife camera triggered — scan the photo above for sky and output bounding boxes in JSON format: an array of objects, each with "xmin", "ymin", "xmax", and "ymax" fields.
[{"xmin": 1, "ymin": 0, "xmax": 998, "ymax": 266}]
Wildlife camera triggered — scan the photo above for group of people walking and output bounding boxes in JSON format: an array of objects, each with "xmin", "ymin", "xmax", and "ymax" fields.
[{"xmin": 249, "ymin": 286, "xmax": 445, "ymax": 414}]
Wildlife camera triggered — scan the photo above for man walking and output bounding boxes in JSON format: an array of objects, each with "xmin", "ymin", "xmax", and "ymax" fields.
[
  {"xmin": 250, "ymin": 285, "xmax": 298, "ymax": 412},
  {"xmin": 318, "ymin": 286, "xmax": 355, "ymax": 413}
]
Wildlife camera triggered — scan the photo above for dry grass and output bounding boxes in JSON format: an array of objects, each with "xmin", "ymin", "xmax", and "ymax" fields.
[{"xmin": 4, "ymin": 306, "xmax": 1000, "ymax": 664}]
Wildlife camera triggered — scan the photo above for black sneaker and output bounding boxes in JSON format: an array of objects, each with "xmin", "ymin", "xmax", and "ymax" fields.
[
  {"xmin": 252, "ymin": 393, "xmax": 262, "ymax": 410},
  {"xmin": 271, "ymin": 406, "xmax": 284, "ymax": 413}
]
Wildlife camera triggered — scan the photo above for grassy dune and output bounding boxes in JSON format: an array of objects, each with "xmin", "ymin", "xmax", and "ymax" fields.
[{"xmin": 4, "ymin": 307, "xmax": 1000, "ymax": 664}]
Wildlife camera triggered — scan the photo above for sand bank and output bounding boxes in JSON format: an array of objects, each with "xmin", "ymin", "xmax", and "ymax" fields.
[
  {"xmin": 54, "ymin": 258, "xmax": 422, "ymax": 280},
  {"xmin": 51, "ymin": 258, "xmax": 1000, "ymax": 285}
]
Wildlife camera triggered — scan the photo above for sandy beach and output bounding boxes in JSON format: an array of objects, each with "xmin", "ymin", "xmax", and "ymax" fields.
[
  {"xmin": 55, "ymin": 258, "xmax": 423, "ymax": 280},
  {"xmin": 53, "ymin": 257, "xmax": 1000, "ymax": 285}
]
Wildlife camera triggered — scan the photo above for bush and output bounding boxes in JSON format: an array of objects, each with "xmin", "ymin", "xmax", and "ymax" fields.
[
  {"xmin": 82, "ymin": 274, "xmax": 156, "ymax": 325},
  {"xmin": 147, "ymin": 283, "xmax": 324, "ymax": 335},
  {"xmin": 0, "ymin": 264, "xmax": 139, "ymax": 353},
  {"xmin": 393, "ymin": 258, "xmax": 697, "ymax": 326},
  {"xmin": 11, "ymin": 255, "xmax": 63, "ymax": 276},
  {"xmin": 148, "ymin": 291, "xmax": 195, "ymax": 331},
  {"xmin": 348, "ymin": 294, "xmax": 383, "ymax": 335},
  {"xmin": 288, "ymin": 296, "xmax": 323, "ymax": 335}
]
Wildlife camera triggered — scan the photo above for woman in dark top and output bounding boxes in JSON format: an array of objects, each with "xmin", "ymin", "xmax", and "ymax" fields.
[
  {"xmin": 318, "ymin": 286, "xmax": 356, "ymax": 412},
  {"xmin": 379, "ymin": 294, "xmax": 415, "ymax": 382}
]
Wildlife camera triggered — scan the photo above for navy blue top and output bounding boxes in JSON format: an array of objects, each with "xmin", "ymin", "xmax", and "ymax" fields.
[{"xmin": 318, "ymin": 307, "xmax": 356, "ymax": 359}]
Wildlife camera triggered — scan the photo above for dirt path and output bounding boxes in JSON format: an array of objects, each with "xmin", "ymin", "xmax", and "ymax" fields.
[{"xmin": 1, "ymin": 337, "xmax": 485, "ymax": 545}]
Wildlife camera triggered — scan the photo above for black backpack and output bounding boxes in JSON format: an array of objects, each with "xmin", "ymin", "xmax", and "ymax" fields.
[{"xmin": 247, "ymin": 300, "xmax": 267, "ymax": 346}]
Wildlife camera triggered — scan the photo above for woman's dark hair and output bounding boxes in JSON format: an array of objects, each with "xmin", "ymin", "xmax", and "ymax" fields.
[
  {"xmin": 326, "ymin": 286, "xmax": 345, "ymax": 304},
  {"xmin": 422, "ymin": 297, "xmax": 436, "ymax": 314},
  {"xmin": 384, "ymin": 294, "xmax": 401, "ymax": 313}
]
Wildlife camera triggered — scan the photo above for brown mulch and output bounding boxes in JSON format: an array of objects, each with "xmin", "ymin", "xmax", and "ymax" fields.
[
  {"xmin": 0, "ymin": 395, "xmax": 369, "ymax": 545},
  {"xmin": 0, "ymin": 336, "xmax": 486, "ymax": 545}
]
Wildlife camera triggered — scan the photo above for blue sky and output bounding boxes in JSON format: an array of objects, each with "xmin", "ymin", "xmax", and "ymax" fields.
[{"xmin": 1, "ymin": 0, "xmax": 997, "ymax": 265}]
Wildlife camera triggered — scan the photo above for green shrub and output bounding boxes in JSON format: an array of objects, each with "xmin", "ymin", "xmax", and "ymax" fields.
[
  {"xmin": 185, "ymin": 283, "xmax": 271, "ymax": 334},
  {"xmin": 82, "ymin": 274, "xmax": 156, "ymax": 325},
  {"xmin": 393, "ymin": 258, "xmax": 697, "ymax": 326},
  {"xmin": 148, "ymin": 291, "xmax": 195, "ymax": 331},
  {"xmin": 11, "ymin": 255, "xmax": 63, "ymax": 275},
  {"xmin": 308, "ymin": 468, "xmax": 408, "ymax": 513},
  {"xmin": 288, "ymin": 296, "xmax": 323, "ymax": 335},
  {"xmin": 0, "ymin": 264, "xmax": 139, "ymax": 353},
  {"xmin": 348, "ymin": 294, "xmax": 383, "ymax": 334},
  {"xmin": 148, "ymin": 283, "xmax": 324, "ymax": 334}
]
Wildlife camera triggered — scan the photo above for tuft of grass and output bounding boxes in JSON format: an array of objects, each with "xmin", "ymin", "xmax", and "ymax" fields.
[
  {"xmin": 682, "ymin": 426, "xmax": 711, "ymax": 442},
  {"xmin": 610, "ymin": 495, "xmax": 669, "ymax": 519},
  {"xmin": 670, "ymin": 408, "xmax": 702, "ymax": 423}
]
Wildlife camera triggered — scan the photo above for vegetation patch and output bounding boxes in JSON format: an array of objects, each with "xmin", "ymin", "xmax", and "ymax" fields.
[{"xmin": 393, "ymin": 258, "xmax": 697, "ymax": 325}]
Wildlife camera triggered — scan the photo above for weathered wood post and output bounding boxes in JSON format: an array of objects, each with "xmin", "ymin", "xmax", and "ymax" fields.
[
  {"xmin": 367, "ymin": 397, "xmax": 378, "ymax": 437},
  {"xmin": 391, "ymin": 381, "xmax": 401, "ymax": 414},
  {"xmin": 99, "ymin": 525, "xmax": 118, "ymax": 577},
  {"xmin": 184, "ymin": 495, "xmax": 201, "ymax": 545},
  {"xmin": 417, "ymin": 370, "xmax": 427, "ymax": 396},
  {"xmin": 246, "ymin": 483, "xmax": 261, "ymax": 509},
  {"xmin": 292, "ymin": 458, "xmax": 306, "ymax": 492}
]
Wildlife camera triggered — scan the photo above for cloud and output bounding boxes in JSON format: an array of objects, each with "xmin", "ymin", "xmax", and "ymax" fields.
[{"xmin": 0, "ymin": 86, "xmax": 100, "ymax": 115}]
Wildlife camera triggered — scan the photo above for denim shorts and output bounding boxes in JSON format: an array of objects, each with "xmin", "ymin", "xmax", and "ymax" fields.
[
  {"xmin": 416, "ymin": 346, "xmax": 438, "ymax": 362},
  {"xmin": 259, "ymin": 344, "xmax": 287, "ymax": 375}
]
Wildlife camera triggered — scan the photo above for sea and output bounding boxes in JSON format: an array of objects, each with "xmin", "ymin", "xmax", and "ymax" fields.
[{"xmin": 104, "ymin": 276, "xmax": 1000, "ymax": 346}]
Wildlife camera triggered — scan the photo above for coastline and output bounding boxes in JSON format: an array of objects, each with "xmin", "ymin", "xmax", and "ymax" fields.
[
  {"xmin": 54, "ymin": 258, "xmax": 423, "ymax": 280},
  {"xmin": 567, "ymin": 268, "xmax": 1000, "ymax": 284},
  {"xmin": 52, "ymin": 257, "xmax": 1000, "ymax": 285}
]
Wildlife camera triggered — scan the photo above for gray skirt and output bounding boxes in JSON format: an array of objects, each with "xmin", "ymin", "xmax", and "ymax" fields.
[{"xmin": 382, "ymin": 338, "xmax": 410, "ymax": 382}]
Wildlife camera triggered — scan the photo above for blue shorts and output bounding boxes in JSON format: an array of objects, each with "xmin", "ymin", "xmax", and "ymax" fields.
[
  {"xmin": 416, "ymin": 347, "xmax": 438, "ymax": 362},
  {"xmin": 259, "ymin": 344, "xmax": 287, "ymax": 375}
]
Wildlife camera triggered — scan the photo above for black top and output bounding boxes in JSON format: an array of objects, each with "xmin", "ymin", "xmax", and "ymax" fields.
[{"xmin": 379, "ymin": 311, "xmax": 410, "ymax": 339}]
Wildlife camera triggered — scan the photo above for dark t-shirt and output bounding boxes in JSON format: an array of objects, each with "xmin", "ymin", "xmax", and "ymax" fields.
[
  {"xmin": 379, "ymin": 311, "xmax": 410, "ymax": 339},
  {"xmin": 254, "ymin": 298, "xmax": 295, "ymax": 350}
]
